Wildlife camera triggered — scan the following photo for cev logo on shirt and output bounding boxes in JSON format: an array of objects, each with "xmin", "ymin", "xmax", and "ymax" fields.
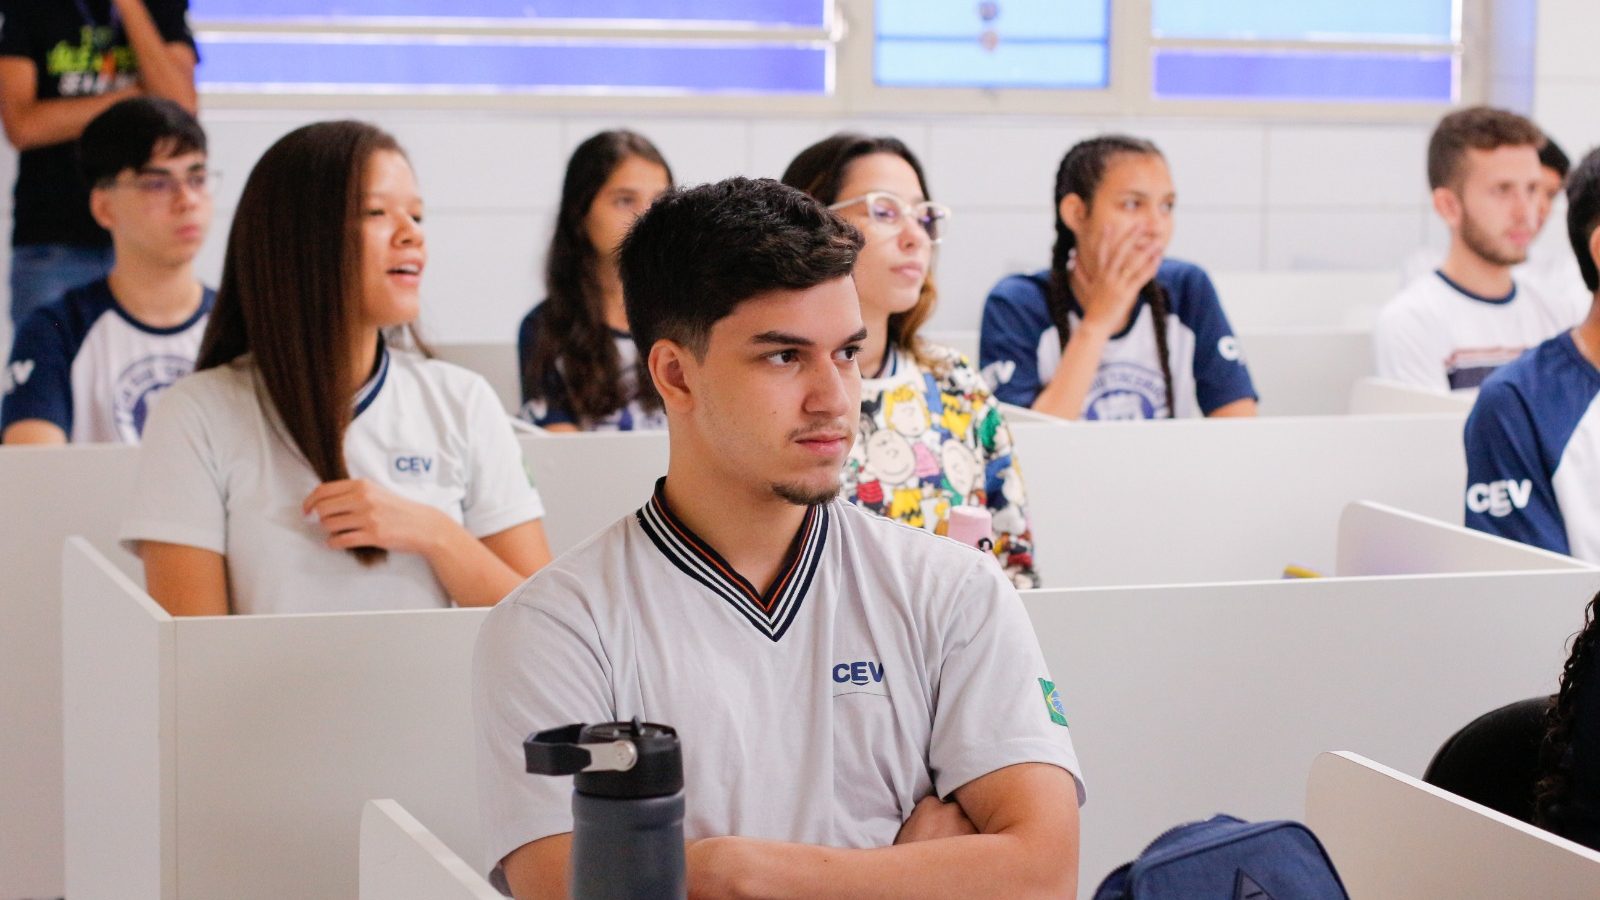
[
  {"xmin": 392, "ymin": 453, "xmax": 437, "ymax": 481},
  {"xmin": 833, "ymin": 661, "xmax": 885, "ymax": 686},
  {"xmin": 1466, "ymin": 479, "xmax": 1532, "ymax": 517}
]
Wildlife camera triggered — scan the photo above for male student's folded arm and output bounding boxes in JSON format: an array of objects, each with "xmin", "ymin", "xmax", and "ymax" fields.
[{"xmin": 504, "ymin": 762, "xmax": 1078, "ymax": 900}]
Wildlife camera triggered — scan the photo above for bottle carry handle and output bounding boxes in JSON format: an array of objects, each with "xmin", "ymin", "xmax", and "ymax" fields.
[{"xmin": 525, "ymin": 723, "xmax": 641, "ymax": 776}]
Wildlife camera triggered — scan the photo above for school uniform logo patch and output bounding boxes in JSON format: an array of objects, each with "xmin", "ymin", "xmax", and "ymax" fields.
[
  {"xmin": 1038, "ymin": 678, "xmax": 1069, "ymax": 727},
  {"xmin": 1085, "ymin": 362, "xmax": 1166, "ymax": 420},
  {"xmin": 113, "ymin": 354, "xmax": 194, "ymax": 440}
]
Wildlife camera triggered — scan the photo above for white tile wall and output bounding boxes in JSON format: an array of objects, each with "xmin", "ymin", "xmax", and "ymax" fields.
[
  {"xmin": 1265, "ymin": 125, "xmax": 1431, "ymax": 209},
  {"xmin": 1265, "ymin": 209, "xmax": 1428, "ymax": 271},
  {"xmin": 0, "ymin": 107, "xmax": 1447, "ymax": 346}
]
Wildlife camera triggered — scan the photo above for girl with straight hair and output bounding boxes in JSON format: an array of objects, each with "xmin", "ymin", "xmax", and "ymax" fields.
[
  {"xmin": 122, "ymin": 120, "xmax": 552, "ymax": 616},
  {"xmin": 980, "ymin": 135, "xmax": 1258, "ymax": 421},
  {"xmin": 783, "ymin": 133, "xmax": 1039, "ymax": 588},
  {"xmin": 518, "ymin": 130, "xmax": 672, "ymax": 431}
]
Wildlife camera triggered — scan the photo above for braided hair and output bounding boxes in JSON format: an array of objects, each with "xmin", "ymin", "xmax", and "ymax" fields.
[
  {"xmin": 1047, "ymin": 135, "xmax": 1176, "ymax": 418},
  {"xmin": 1536, "ymin": 591, "xmax": 1600, "ymax": 835}
]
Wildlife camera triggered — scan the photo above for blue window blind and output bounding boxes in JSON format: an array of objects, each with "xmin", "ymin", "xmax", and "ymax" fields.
[
  {"xmin": 1153, "ymin": 49, "xmax": 1455, "ymax": 103},
  {"xmin": 196, "ymin": 35, "xmax": 830, "ymax": 96},
  {"xmin": 190, "ymin": 0, "xmax": 828, "ymax": 28},
  {"xmin": 874, "ymin": 0, "xmax": 1109, "ymax": 89},
  {"xmin": 1151, "ymin": 1, "xmax": 1456, "ymax": 43}
]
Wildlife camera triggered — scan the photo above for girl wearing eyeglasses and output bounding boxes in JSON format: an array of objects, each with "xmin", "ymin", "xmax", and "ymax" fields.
[
  {"xmin": 980, "ymin": 134, "xmax": 1258, "ymax": 421},
  {"xmin": 517, "ymin": 130, "xmax": 673, "ymax": 431},
  {"xmin": 783, "ymin": 133, "xmax": 1039, "ymax": 588}
]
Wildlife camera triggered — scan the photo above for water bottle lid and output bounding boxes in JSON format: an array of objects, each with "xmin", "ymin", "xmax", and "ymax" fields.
[{"xmin": 524, "ymin": 718, "xmax": 684, "ymax": 800}]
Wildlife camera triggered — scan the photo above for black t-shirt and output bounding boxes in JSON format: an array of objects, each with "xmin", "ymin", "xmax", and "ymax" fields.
[{"xmin": 0, "ymin": 0, "xmax": 195, "ymax": 247}]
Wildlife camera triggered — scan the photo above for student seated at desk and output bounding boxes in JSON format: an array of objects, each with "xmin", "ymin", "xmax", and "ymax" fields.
[
  {"xmin": 979, "ymin": 135, "xmax": 1257, "ymax": 421},
  {"xmin": 1537, "ymin": 591, "xmax": 1600, "ymax": 850},
  {"xmin": 782, "ymin": 133, "xmax": 1039, "ymax": 588},
  {"xmin": 474, "ymin": 177, "xmax": 1084, "ymax": 899},
  {"xmin": 121, "ymin": 121, "xmax": 552, "ymax": 616},
  {"xmin": 1464, "ymin": 147, "xmax": 1600, "ymax": 564},
  {"xmin": 517, "ymin": 130, "xmax": 673, "ymax": 431},
  {"xmin": 1378, "ymin": 107, "xmax": 1576, "ymax": 392},
  {"xmin": 2, "ymin": 98, "xmax": 213, "ymax": 445}
]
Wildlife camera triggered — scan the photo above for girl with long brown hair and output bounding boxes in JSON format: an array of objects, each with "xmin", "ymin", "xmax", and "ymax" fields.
[
  {"xmin": 783, "ymin": 133, "xmax": 1040, "ymax": 588},
  {"xmin": 518, "ymin": 130, "xmax": 672, "ymax": 431},
  {"xmin": 121, "ymin": 120, "xmax": 551, "ymax": 616}
]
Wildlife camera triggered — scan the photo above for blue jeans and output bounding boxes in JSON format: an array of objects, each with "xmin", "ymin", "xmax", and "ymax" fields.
[{"xmin": 9, "ymin": 243, "xmax": 115, "ymax": 326}]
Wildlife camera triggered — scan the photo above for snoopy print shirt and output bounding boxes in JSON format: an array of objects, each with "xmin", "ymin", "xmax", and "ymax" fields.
[{"xmin": 845, "ymin": 341, "xmax": 1040, "ymax": 588}]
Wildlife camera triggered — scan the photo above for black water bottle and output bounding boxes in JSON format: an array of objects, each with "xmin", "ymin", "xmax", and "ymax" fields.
[{"xmin": 525, "ymin": 718, "xmax": 686, "ymax": 900}]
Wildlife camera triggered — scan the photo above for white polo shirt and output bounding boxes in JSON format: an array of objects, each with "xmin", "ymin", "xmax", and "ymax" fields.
[
  {"xmin": 120, "ymin": 345, "xmax": 545, "ymax": 615},
  {"xmin": 473, "ymin": 481, "xmax": 1084, "ymax": 891}
]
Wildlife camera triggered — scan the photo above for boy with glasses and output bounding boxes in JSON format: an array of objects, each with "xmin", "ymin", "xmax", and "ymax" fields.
[
  {"xmin": 0, "ymin": 0, "xmax": 198, "ymax": 330},
  {"xmin": 1, "ymin": 97, "xmax": 213, "ymax": 444}
]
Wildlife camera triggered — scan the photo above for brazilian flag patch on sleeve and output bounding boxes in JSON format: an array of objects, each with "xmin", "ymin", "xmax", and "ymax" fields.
[{"xmin": 1038, "ymin": 678, "xmax": 1069, "ymax": 727}]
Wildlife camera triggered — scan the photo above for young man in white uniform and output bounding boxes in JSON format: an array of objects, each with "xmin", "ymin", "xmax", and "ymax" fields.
[
  {"xmin": 1464, "ymin": 149, "xmax": 1600, "ymax": 563},
  {"xmin": 1377, "ymin": 106, "xmax": 1573, "ymax": 392},
  {"xmin": 474, "ymin": 178, "xmax": 1084, "ymax": 899}
]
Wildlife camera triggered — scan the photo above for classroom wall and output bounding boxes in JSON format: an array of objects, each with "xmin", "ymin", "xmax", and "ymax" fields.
[{"xmin": 0, "ymin": 108, "xmax": 1445, "ymax": 355}]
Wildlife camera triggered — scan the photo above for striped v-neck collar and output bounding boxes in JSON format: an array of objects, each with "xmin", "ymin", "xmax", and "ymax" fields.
[{"xmin": 635, "ymin": 477, "xmax": 828, "ymax": 643}]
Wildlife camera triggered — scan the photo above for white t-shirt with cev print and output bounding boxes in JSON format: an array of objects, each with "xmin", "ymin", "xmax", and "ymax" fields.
[
  {"xmin": 120, "ymin": 345, "xmax": 546, "ymax": 615},
  {"xmin": 472, "ymin": 483, "xmax": 1084, "ymax": 892}
]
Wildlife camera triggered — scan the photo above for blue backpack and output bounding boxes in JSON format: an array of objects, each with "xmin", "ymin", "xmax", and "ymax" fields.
[{"xmin": 1093, "ymin": 815, "xmax": 1348, "ymax": 900}]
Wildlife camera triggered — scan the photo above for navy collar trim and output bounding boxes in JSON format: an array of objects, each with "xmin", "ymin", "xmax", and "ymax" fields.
[
  {"xmin": 635, "ymin": 477, "xmax": 827, "ymax": 643},
  {"xmin": 106, "ymin": 281, "xmax": 214, "ymax": 336},
  {"xmin": 352, "ymin": 339, "xmax": 390, "ymax": 419},
  {"xmin": 1434, "ymin": 270, "xmax": 1516, "ymax": 305}
]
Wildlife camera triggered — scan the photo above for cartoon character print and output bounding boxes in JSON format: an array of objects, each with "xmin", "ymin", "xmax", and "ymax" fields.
[{"xmin": 846, "ymin": 344, "xmax": 1041, "ymax": 587}]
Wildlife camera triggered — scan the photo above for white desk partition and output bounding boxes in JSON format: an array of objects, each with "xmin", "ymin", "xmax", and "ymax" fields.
[
  {"xmin": 63, "ymin": 537, "xmax": 491, "ymax": 900},
  {"xmin": 62, "ymin": 502, "xmax": 1600, "ymax": 900},
  {"xmin": 1009, "ymin": 414, "xmax": 1470, "ymax": 587},
  {"xmin": 432, "ymin": 341, "xmax": 522, "ymax": 414},
  {"xmin": 519, "ymin": 431, "xmax": 669, "ymax": 554},
  {"xmin": 1306, "ymin": 752, "xmax": 1600, "ymax": 899},
  {"xmin": 1025, "ymin": 535, "xmax": 1600, "ymax": 895},
  {"xmin": 1239, "ymin": 328, "xmax": 1374, "ymax": 417},
  {"xmin": 0, "ymin": 445, "xmax": 141, "ymax": 899},
  {"xmin": 1334, "ymin": 501, "xmax": 1585, "ymax": 577},
  {"xmin": 360, "ymin": 800, "xmax": 500, "ymax": 900},
  {"xmin": 1348, "ymin": 376, "xmax": 1477, "ymax": 415},
  {"xmin": 60, "ymin": 536, "xmax": 173, "ymax": 900}
]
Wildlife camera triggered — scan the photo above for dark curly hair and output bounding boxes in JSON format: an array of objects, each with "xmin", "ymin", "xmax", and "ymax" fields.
[
  {"xmin": 1048, "ymin": 135, "xmax": 1175, "ymax": 417},
  {"xmin": 1536, "ymin": 591, "xmax": 1600, "ymax": 836},
  {"xmin": 522, "ymin": 130, "xmax": 672, "ymax": 421}
]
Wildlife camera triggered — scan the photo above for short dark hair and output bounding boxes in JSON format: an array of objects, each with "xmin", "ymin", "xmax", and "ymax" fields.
[
  {"xmin": 1567, "ymin": 147, "xmax": 1600, "ymax": 293},
  {"xmin": 619, "ymin": 176, "xmax": 863, "ymax": 362},
  {"xmin": 80, "ymin": 97, "xmax": 206, "ymax": 187},
  {"xmin": 1427, "ymin": 106, "xmax": 1544, "ymax": 191},
  {"xmin": 1541, "ymin": 136, "xmax": 1571, "ymax": 180}
]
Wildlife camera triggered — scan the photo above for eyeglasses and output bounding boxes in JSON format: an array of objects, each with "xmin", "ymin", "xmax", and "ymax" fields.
[
  {"xmin": 829, "ymin": 191, "xmax": 950, "ymax": 244},
  {"xmin": 109, "ymin": 169, "xmax": 221, "ymax": 202}
]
